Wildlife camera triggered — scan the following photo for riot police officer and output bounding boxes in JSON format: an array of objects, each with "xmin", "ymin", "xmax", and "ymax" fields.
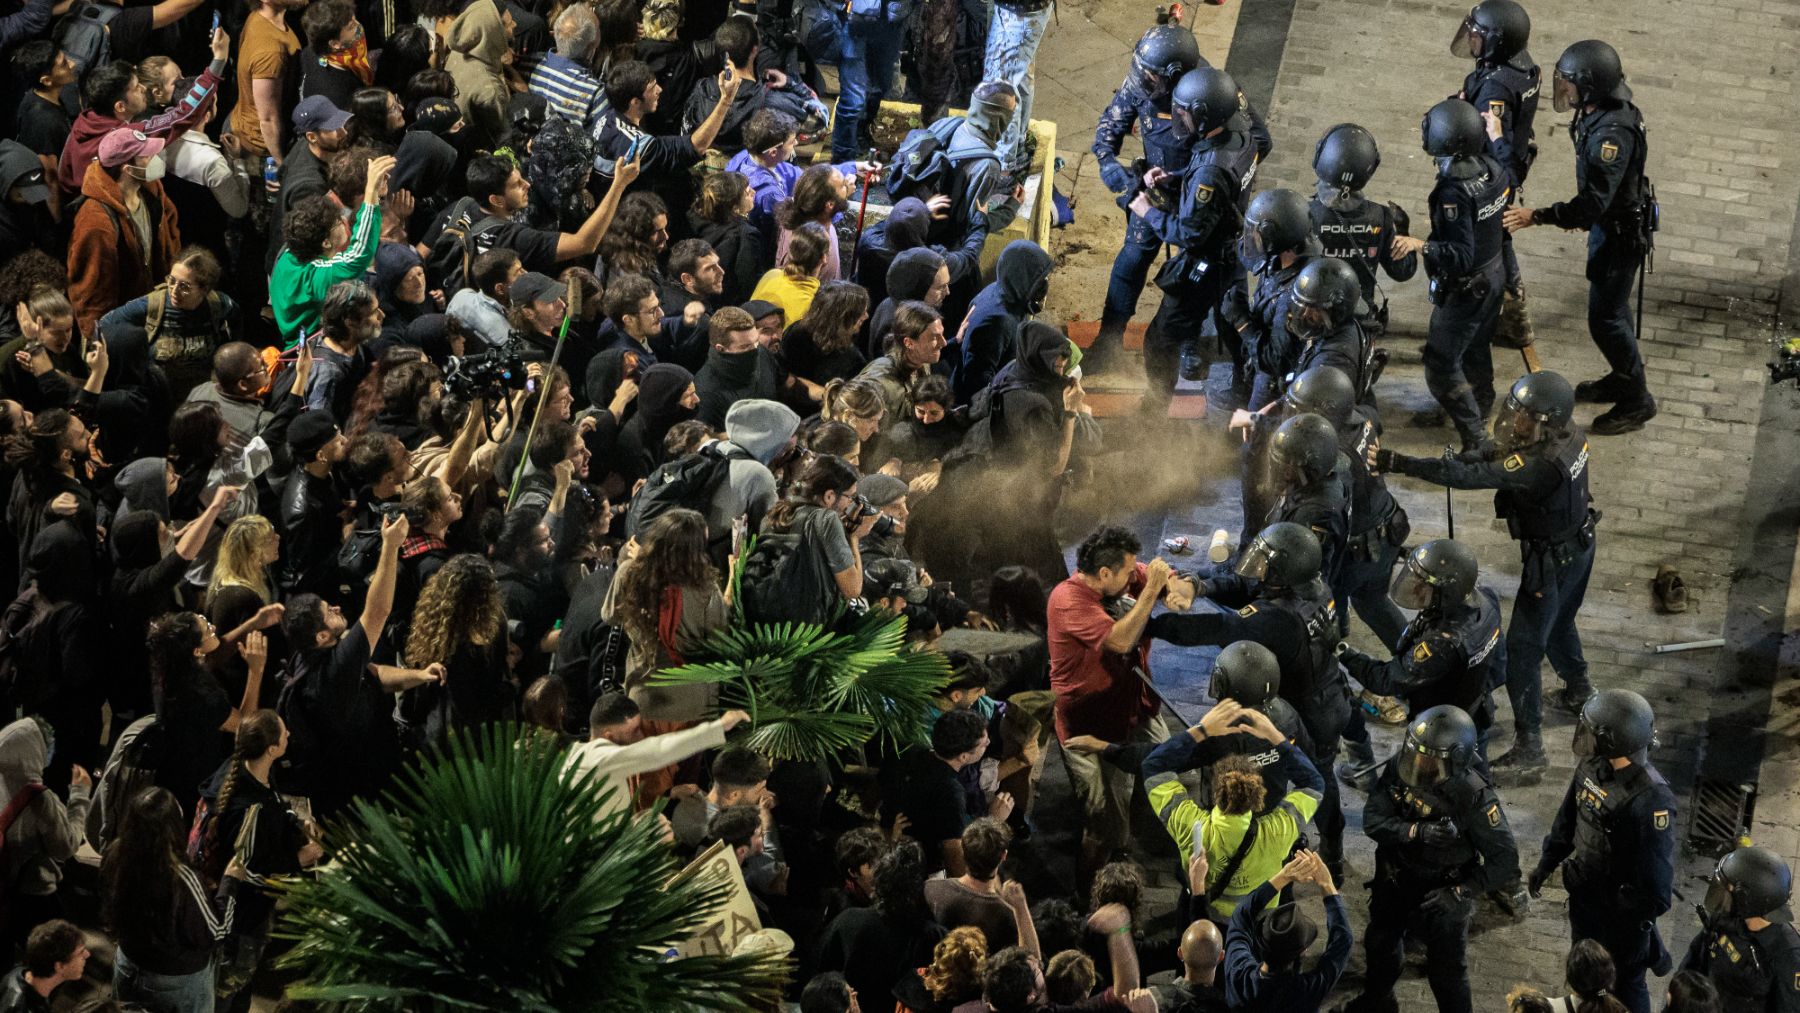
[
  {"xmin": 1505, "ymin": 40, "xmax": 1657, "ymax": 435},
  {"xmin": 1128, "ymin": 66, "xmax": 1261, "ymax": 412},
  {"xmin": 1341, "ymin": 539, "xmax": 1503, "ymax": 736},
  {"xmin": 1238, "ymin": 188, "xmax": 1321, "ymax": 411},
  {"xmin": 1264, "ymin": 412, "xmax": 1350, "ymax": 591},
  {"xmin": 1308, "ymin": 123, "xmax": 1419, "ymax": 330},
  {"xmin": 1090, "ymin": 25, "xmax": 1272, "ymax": 373},
  {"xmin": 1530, "ymin": 689, "xmax": 1676, "ymax": 1013},
  {"xmin": 1150, "ymin": 522, "xmax": 1351, "ymax": 877},
  {"xmin": 1188, "ymin": 641, "xmax": 1315, "ymax": 810},
  {"xmin": 1395, "ymin": 100, "xmax": 1511, "ymax": 454},
  {"xmin": 1339, "ymin": 705, "xmax": 1518, "ymax": 1013},
  {"xmin": 1287, "ymin": 257, "xmax": 1375, "ymax": 400},
  {"xmin": 1681, "ymin": 846, "xmax": 1800, "ymax": 1012},
  {"xmin": 1452, "ymin": 0, "xmax": 1540, "ymax": 347},
  {"xmin": 1375, "ymin": 370, "xmax": 1597, "ymax": 786},
  {"xmin": 1285, "ymin": 365, "xmax": 1410, "ymax": 650}
]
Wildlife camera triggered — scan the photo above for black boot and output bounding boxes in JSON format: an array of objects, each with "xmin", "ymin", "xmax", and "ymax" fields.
[
  {"xmin": 1546, "ymin": 683, "xmax": 1596, "ymax": 715},
  {"xmin": 1490, "ymin": 729, "xmax": 1547, "ymax": 787},
  {"xmin": 1591, "ymin": 394, "xmax": 1657, "ymax": 436},
  {"xmin": 1336, "ymin": 738, "xmax": 1378, "ymax": 793},
  {"xmin": 1178, "ymin": 341, "xmax": 1206, "ymax": 382}
]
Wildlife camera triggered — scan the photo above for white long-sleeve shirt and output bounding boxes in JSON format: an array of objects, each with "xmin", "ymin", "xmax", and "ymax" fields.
[{"xmin": 564, "ymin": 718, "xmax": 729, "ymax": 821}]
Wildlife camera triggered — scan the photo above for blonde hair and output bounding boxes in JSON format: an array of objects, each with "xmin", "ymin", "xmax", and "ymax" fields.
[
  {"xmin": 922, "ymin": 926, "xmax": 987, "ymax": 1001},
  {"xmin": 208, "ymin": 514, "xmax": 275, "ymax": 604}
]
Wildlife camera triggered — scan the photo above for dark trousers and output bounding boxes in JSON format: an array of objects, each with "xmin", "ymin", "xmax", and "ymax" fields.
[
  {"xmin": 1424, "ymin": 261, "xmax": 1504, "ymax": 448},
  {"xmin": 1568, "ymin": 886, "xmax": 1661, "ymax": 1013},
  {"xmin": 1103, "ymin": 214, "xmax": 1162, "ymax": 328},
  {"xmin": 1504, "ymin": 536, "xmax": 1595, "ymax": 737},
  {"xmin": 1144, "ymin": 267, "xmax": 1230, "ymax": 407},
  {"xmin": 1586, "ymin": 229, "xmax": 1649, "ymax": 397},
  {"xmin": 1362, "ymin": 875, "xmax": 1474, "ymax": 1013},
  {"xmin": 1339, "ymin": 538, "xmax": 1407, "ymax": 651},
  {"xmin": 1295, "ymin": 688, "xmax": 1351, "ymax": 852}
]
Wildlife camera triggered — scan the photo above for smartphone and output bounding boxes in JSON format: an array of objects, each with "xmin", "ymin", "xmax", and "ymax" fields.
[
  {"xmin": 731, "ymin": 515, "xmax": 748, "ymax": 560},
  {"xmin": 623, "ymin": 134, "xmax": 648, "ymax": 164},
  {"xmin": 211, "ymin": 9, "xmax": 221, "ymax": 33}
]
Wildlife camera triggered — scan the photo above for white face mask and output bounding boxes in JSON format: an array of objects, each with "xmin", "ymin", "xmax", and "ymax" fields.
[{"xmin": 131, "ymin": 154, "xmax": 167, "ymax": 182}]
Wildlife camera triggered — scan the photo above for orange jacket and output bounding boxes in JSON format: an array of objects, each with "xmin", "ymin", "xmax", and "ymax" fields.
[{"xmin": 67, "ymin": 161, "xmax": 181, "ymax": 338}]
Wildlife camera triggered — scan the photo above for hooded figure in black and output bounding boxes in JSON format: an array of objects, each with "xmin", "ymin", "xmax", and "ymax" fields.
[
  {"xmin": 695, "ymin": 327, "xmax": 786, "ymax": 430},
  {"xmin": 865, "ymin": 248, "xmax": 944, "ymax": 360},
  {"xmin": 525, "ymin": 116, "xmax": 596, "ymax": 234},
  {"xmin": 613, "ymin": 362, "xmax": 697, "ymax": 485},
  {"xmin": 107, "ymin": 511, "xmax": 189, "ymax": 716},
  {"xmin": 392, "ymin": 131, "xmax": 461, "ymax": 245},
  {"xmin": 374, "ymin": 243, "xmax": 431, "ymax": 346},
  {"xmin": 21, "ymin": 519, "xmax": 106, "ymax": 786},
  {"xmin": 856, "ymin": 197, "xmax": 933, "ymax": 314},
  {"xmin": 953, "ymin": 241, "xmax": 1053, "ymax": 405}
]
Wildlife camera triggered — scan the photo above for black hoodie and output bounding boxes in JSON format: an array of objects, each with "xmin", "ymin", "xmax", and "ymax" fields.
[
  {"xmin": 695, "ymin": 345, "xmax": 784, "ymax": 430},
  {"xmin": 614, "ymin": 363, "xmax": 696, "ymax": 484},
  {"xmin": 953, "ymin": 241, "xmax": 1053, "ymax": 405}
]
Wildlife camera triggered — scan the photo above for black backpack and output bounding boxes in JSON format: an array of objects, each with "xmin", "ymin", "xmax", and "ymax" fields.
[
  {"xmin": 54, "ymin": 2, "xmax": 122, "ymax": 76},
  {"xmin": 335, "ymin": 512, "xmax": 386, "ymax": 601},
  {"xmin": 887, "ymin": 117, "xmax": 987, "ymax": 204},
  {"xmin": 738, "ymin": 510, "xmax": 839, "ymax": 627},
  {"xmin": 0, "ymin": 587, "xmax": 66, "ymax": 715},
  {"xmin": 625, "ymin": 443, "xmax": 754, "ymax": 545},
  {"xmin": 425, "ymin": 196, "xmax": 508, "ymax": 292}
]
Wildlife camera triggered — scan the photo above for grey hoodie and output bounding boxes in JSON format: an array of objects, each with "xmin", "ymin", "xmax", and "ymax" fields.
[
  {"xmin": 115, "ymin": 456, "xmax": 171, "ymax": 521},
  {"xmin": 0, "ymin": 717, "xmax": 89, "ymax": 897},
  {"xmin": 705, "ymin": 399, "xmax": 802, "ymax": 541},
  {"xmin": 944, "ymin": 93, "xmax": 1020, "ymax": 236}
]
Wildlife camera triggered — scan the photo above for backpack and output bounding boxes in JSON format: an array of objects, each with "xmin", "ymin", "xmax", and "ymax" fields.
[
  {"xmin": 335, "ymin": 509, "xmax": 387, "ymax": 601},
  {"xmin": 54, "ymin": 1, "xmax": 122, "ymax": 75},
  {"xmin": 425, "ymin": 196, "xmax": 508, "ymax": 292},
  {"xmin": 88, "ymin": 715, "xmax": 161, "ymax": 851},
  {"xmin": 625, "ymin": 442, "xmax": 754, "ymax": 547},
  {"xmin": 738, "ymin": 508, "xmax": 839, "ymax": 627},
  {"xmin": 0, "ymin": 587, "xmax": 67, "ymax": 715},
  {"xmin": 887, "ymin": 117, "xmax": 984, "ymax": 204}
]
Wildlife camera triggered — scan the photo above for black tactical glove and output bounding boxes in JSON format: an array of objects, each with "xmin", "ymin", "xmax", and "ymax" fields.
[
  {"xmin": 1372, "ymin": 448, "xmax": 1402, "ymax": 475},
  {"xmin": 1528, "ymin": 861, "xmax": 1555, "ymax": 898},
  {"xmin": 1421, "ymin": 884, "xmax": 1474, "ymax": 921},
  {"xmin": 1413, "ymin": 819, "xmax": 1460, "ymax": 848}
]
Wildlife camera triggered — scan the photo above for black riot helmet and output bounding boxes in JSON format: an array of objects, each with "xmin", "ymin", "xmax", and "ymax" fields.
[
  {"xmin": 1703, "ymin": 847, "xmax": 1794, "ymax": 925},
  {"xmin": 1553, "ymin": 40, "xmax": 1630, "ymax": 113},
  {"xmin": 1235, "ymin": 521, "xmax": 1322, "ymax": 589},
  {"xmin": 1238, "ymin": 189, "xmax": 1316, "ymax": 275},
  {"xmin": 1285, "ymin": 257, "xmax": 1361, "ymax": 343},
  {"xmin": 1131, "ymin": 24, "xmax": 1202, "ymax": 99},
  {"xmin": 1421, "ymin": 99, "xmax": 1486, "ymax": 158},
  {"xmin": 1390, "ymin": 539, "xmax": 1479, "ymax": 611},
  {"xmin": 1451, "ymin": 0, "xmax": 1530, "ymax": 64},
  {"xmin": 1268, "ymin": 413, "xmax": 1340, "ymax": 491},
  {"xmin": 1398, "ymin": 705, "xmax": 1479, "ymax": 788},
  {"xmin": 1283, "ymin": 365, "xmax": 1358, "ymax": 428},
  {"xmin": 1313, "ymin": 123, "xmax": 1381, "ymax": 194},
  {"xmin": 1573, "ymin": 688, "xmax": 1656, "ymax": 760},
  {"xmin": 1170, "ymin": 67, "xmax": 1244, "ymax": 140},
  {"xmin": 1492, "ymin": 370, "xmax": 1575, "ymax": 451},
  {"xmin": 1211, "ymin": 641, "xmax": 1281, "ymax": 709}
]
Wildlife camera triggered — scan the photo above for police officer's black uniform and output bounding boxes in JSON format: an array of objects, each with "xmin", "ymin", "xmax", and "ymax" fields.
[
  {"xmin": 1186, "ymin": 640, "xmax": 1315, "ymax": 812},
  {"xmin": 1150, "ymin": 522, "xmax": 1351, "ymax": 876},
  {"xmin": 1342, "ymin": 539, "xmax": 1503, "ymax": 739},
  {"xmin": 1343, "ymin": 706, "xmax": 1519, "ymax": 1013},
  {"xmin": 1286, "ymin": 257, "xmax": 1375, "ymax": 403},
  {"xmin": 1376, "ymin": 370, "xmax": 1596, "ymax": 782},
  {"xmin": 1308, "ymin": 123, "xmax": 1419, "ymax": 332},
  {"xmin": 1263, "ymin": 413, "xmax": 1351, "ymax": 591},
  {"xmin": 1515, "ymin": 39, "xmax": 1657, "ymax": 434},
  {"xmin": 1134, "ymin": 67, "xmax": 1260, "ymax": 411},
  {"xmin": 1453, "ymin": 0, "xmax": 1539, "ymax": 345},
  {"xmin": 1530, "ymin": 690, "xmax": 1676, "ymax": 1013},
  {"xmin": 1238, "ymin": 189, "xmax": 1319, "ymax": 412},
  {"xmin": 1418, "ymin": 99, "xmax": 1511, "ymax": 454},
  {"xmin": 1682, "ymin": 847, "xmax": 1800, "ymax": 1013}
]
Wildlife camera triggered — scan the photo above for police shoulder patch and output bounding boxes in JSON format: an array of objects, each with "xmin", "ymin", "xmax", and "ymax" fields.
[
  {"xmin": 1237, "ymin": 604, "xmax": 1258, "ymax": 618},
  {"xmin": 1195, "ymin": 183, "xmax": 1215, "ymax": 204},
  {"xmin": 1412, "ymin": 641, "xmax": 1433, "ymax": 664},
  {"xmin": 1792, "ymin": 971, "xmax": 1799, "ymax": 991},
  {"xmin": 1489, "ymin": 99, "xmax": 1506, "ymax": 119},
  {"xmin": 1486, "ymin": 803, "xmax": 1501, "ymax": 827},
  {"xmin": 1653, "ymin": 809, "xmax": 1670, "ymax": 830},
  {"xmin": 1502, "ymin": 454, "xmax": 1525, "ymax": 472},
  {"xmin": 1442, "ymin": 203, "xmax": 1458, "ymax": 221},
  {"xmin": 1600, "ymin": 140, "xmax": 1620, "ymax": 163}
]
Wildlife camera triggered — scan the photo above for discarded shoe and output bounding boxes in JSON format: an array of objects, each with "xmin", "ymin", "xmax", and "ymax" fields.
[
  {"xmin": 1492, "ymin": 288, "xmax": 1537, "ymax": 349},
  {"xmin": 1359, "ymin": 690, "xmax": 1408, "ymax": 725},
  {"xmin": 1652, "ymin": 564, "xmax": 1688, "ymax": 614}
]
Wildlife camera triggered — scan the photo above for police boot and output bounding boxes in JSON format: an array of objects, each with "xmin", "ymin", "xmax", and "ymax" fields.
[
  {"xmin": 1331, "ymin": 994, "xmax": 1400, "ymax": 1013},
  {"xmin": 1410, "ymin": 406, "xmax": 1447, "ymax": 429},
  {"xmin": 1335, "ymin": 738, "xmax": 1378, "ymax": 793},
  {"xmin": 1492, "ymin": 288, "xmax": 1536, "ymax": 350},
  {"xmin": 1489, "ymin": 730, "xmax": 1547, "ymax": 787},
  {"xmin": 1178, "ymin": 341, "xmax": 1207, "ymax": 382},
  {"xmin": 1574, "ymin": 373, "xmax": 1634, "ymax": 404},
  {"xmin": 1084, "ymin": 322, "xmax": 1124, "ymax": 375},
  {"xmin": 1591, "ymin": 394, "xmax": 1658, "ymax": 436},
  {"xmin": 1546, "ymin": 682, "xmax": 1596, "ymax": 715}
]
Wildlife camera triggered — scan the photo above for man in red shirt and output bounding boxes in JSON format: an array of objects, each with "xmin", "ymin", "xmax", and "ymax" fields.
[{"xmin": 1047, "ymin": 525, "xmax": 1196, "ymax": 881}]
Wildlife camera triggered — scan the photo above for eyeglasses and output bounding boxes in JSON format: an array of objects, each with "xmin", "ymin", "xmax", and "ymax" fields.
[{"xmin": 167, "ymin": 275, "xmax": 204, "ymax": 296}]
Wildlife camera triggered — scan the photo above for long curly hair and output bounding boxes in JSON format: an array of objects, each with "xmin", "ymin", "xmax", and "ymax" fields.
[
  {"xmin": 405, "ymin": 554, "xmax": 506, "ymax": 669},
  {"xmin": 208, "ymin": 514, "xmax": 276, "ymax": 605},
  {"xmin": 611, "ymin": 509, "xmax": 716, "ymax": 645},
  {"xmin": 1213, "ymin": 754, "xmax": 1267, "ymax": 816},
  {"xmin": 776, "ymin": 164, "xmax": 842, "ymax": 228},
  {"xmin": 599, "ymin": 192, "xmax": 668, "ymax": 279},
  {"xmin": 147, "ymin": 611, "xmax": 205, "ymax": 706},
  {"xmin": 923, "ymin": 926, "xmax": 987, "ymax": 1002}
]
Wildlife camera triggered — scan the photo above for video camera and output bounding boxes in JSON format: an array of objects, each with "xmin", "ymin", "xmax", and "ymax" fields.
[
  {"xmin": 444, "ymin": 342, "xmax": 529, "ymax": 402},
  {"xmin": 850, "ymin": 494, "xmax": 900, "ymax": 539}
]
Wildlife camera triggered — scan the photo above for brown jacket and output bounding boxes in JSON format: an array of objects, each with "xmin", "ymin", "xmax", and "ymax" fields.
[{"xmin": 68, "ymin": 161, "xmax": 181, "ymax": 338}]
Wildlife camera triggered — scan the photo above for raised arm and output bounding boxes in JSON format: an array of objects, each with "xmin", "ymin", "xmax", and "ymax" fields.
[{"xmin": 358, "ymin": 513, "xmax": 409, "ymax": 645}]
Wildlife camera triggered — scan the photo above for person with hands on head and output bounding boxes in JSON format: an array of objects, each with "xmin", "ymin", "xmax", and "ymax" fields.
[
  {"xmin": 1142, "ymin": 700, "xmax": 1324, "ymax": 921},
  {"xmin": 269, "ymin": 153, "xmax": 392, "ymax": 343}
]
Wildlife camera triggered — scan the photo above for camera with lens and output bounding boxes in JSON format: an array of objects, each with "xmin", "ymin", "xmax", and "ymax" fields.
[
  {"xmin": 444, "ymin": 343, "xmax": 529, "ymax": 401},
  {"xmin": 849, "ymin": 494, "xmax": 899, "ymax": 538}
]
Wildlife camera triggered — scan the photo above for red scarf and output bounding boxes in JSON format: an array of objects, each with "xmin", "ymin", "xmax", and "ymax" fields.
[
  {"xmin": 657, "ymin": 586, "xmax": 686, "ymax": 664},
  {"xmin": 321, "ymin": 37, "xmax": 374, "ymax": 86}
]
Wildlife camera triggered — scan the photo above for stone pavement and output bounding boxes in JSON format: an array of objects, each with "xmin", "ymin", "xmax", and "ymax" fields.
[{"xmin": 1025, "ymin": 0, "xmax": 1800, "ymax": 1005}]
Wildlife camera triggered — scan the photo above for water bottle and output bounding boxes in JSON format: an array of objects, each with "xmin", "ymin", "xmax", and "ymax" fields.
[{"xmin": 263, "ymin": 155, "xmax": 279, "ymax": 193}]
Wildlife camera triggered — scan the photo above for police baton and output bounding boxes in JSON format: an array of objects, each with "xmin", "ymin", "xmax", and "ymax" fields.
[{"xmin": 1441, "ymin": 446, "xmax": 1457, "ymax": 540}]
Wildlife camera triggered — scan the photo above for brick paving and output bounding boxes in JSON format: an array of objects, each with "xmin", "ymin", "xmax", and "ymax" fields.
[{"xmin": 1028, "ymin": 0, "xmax": 1800, "ymax": 1004}]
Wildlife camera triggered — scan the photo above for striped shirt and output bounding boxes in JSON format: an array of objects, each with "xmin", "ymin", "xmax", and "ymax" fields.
[
  {"xmin": 519, "ymin": 52, "xmax": 609, "ymax": 135},
  {"xmin": 268, "ymin": 201, "xmax": 383, "ymax": 342}
]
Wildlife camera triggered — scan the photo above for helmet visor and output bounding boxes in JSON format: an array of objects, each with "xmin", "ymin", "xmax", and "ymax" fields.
[
  {"xmin": 1286, "ymin": 299, "xmax": 1332, "ymax": 342},
  {"xmin": 1236, "ymin": 230, "xmax": 1269, "ymax": 272},
  {"xmin": 1552, "ymin": 71, "xmax": 1579, "ymax": 113},
  {"xmin": 1572, "ymin": 716, "xmax": 1599, "ymax": 758},
  {"xmin": 1450, "ymin": 13, "xmax": 1484, "ymax": 59},
  {"xmin": 1132, "ymin": 58, "xmax": 1169, "ymax": 99},
  {"xmin": 1491, "ymin": 399, "xmax": 1542, "ymax": 451},
  {"xmin": 1234, "ymin": 536, "xmax": 1274, "ymax": 581},
  {"xmin": 1398, "ymin": 748, "xmax": 1447, "ymax": 788},
  {"xmin": 1702, "ymin": 875, "xmax": 1735, "ymax": 924},
  {"xmin": 1390, "ymin": 561, "xmax": 1438, "ymax": 611}
]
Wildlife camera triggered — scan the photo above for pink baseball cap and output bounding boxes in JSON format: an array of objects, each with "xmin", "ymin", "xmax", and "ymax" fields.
[{"xmin": 97, "ymin": 128, "xmax": 166, "ymax": 169}]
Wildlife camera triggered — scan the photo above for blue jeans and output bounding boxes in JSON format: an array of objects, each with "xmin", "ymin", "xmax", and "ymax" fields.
[
  {"xmin": 1503, "ymin": 536, "xmax": 1594, "ymax": 739},
  {"xmin": 116, "ymin": 948, "xmax": 216, "ymax": 1013},
  {"xmin": 832, "ymin": 17, "xmax": 904, "ymax": 162},
  {"xmin": 983, "ymin": 2, "xmax": 1051, "ymax": 171},
  {"xmin": 1103, "ymin": 213, "xmax": 1161, "ymax": 328}
]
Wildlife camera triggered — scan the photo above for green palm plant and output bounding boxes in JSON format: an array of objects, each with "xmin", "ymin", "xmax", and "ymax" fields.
[
  {"xmin": 652, "ymin": 595, "xmax": 952, "ymax": 763},
  {"xmin": 275, "ymin": 723, "xmax": 788, "ymax": 1011}
]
